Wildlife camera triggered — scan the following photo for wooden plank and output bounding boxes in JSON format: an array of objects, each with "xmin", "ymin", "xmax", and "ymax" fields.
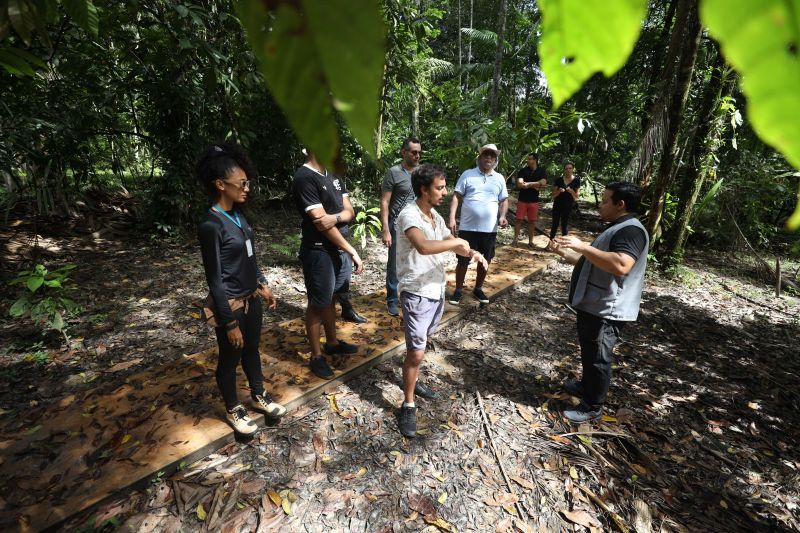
[{"xmin": 0, "ymin": 241, "xmax": 557, "ymax": 532}]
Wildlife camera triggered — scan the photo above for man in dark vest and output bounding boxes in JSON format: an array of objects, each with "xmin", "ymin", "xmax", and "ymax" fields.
[{"xmin": 548, "ymin": 182, "xmax": 649, "ymax": 423}]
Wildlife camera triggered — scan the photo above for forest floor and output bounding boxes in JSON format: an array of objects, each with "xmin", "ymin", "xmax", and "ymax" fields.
[{"xmin": 2, "ymin": 196, "xmax": 800, "ymax": 532}]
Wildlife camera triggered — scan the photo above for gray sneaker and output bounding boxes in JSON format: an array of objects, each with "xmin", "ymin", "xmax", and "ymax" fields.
[{"xmin": 564, "ymin": 403, "xmax": 601, "ymax": 423}]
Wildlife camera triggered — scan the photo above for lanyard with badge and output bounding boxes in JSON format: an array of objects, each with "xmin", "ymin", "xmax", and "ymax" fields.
[{"xmin": 212, "ymin": 205, "xmax": 254, "ymax": 257}]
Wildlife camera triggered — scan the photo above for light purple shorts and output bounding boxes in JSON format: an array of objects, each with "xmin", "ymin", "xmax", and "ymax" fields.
[{"xmin": 400, "ymin": 291, "xmax": 445, "ymax": 351}]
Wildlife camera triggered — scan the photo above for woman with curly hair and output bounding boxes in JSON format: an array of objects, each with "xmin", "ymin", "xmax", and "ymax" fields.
[{"xmin": 196, "ymin": 142, "xmax": 286, "ymax": 434}]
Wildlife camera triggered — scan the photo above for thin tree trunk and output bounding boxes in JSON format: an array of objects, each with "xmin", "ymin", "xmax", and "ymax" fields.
[
  {"xmin": 457, "ymin": 0, "xmax": 462, "ymax": 91},
  {"xmin": 490, "ymin": 0, "xmax": 508, "ymax": 118},
  {"xmin": 641, "ymin": 0, "xmax": 678, "ymax": 133},
  {"xmin": 645, "ymin": 0, "xmax": 702, "ymax": 239},
  {"xmin": 465, "ymin": 0, "xmax": 473, "ymax": 91},
  {"xmin": 632, "ymin": 0, "xmax": 692, "ymax": 184},
  {"xmin": 662, "ymin": 69, "xmax": 735, "ymax": 263}
]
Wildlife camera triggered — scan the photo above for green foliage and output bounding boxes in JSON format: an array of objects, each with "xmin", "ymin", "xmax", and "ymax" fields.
[
  {"xmin": 236, "ymin": 0, "xmax": 386, "ymax": 172},
  {"xmin": 269, "ymin": 233, "xmax": 301, "ymax": 261},
  {"xmin": 7, "ymin": 263, "xmax": 81, "ymax": 335},
  {"xmin": 700, "ymin": 0, "xmax": 800, "ymax": 229},
  {"xmin": 350, "ymin": 205, "xmax": 382, "ymax": 250},
  {"xmin": 538, "ymin": 0, "xmax": 647, "ymax": 108}
]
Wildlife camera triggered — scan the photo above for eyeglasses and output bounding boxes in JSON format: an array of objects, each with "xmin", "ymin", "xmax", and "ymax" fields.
[
  {"xmin": 481, "ymin": 152, "xmax": 498, "ymax": 159},
  {"xmin": 224, "ymin": 180, "xmax": 251, "ymax": 189}
]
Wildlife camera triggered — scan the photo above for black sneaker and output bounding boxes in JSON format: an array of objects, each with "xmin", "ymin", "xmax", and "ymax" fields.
[
  {"xmin": 387, "ymin": 300, "xmax": 400, "ymax": 317},
  {"xmin": 564, "ymin": 402, "xmax": 602, "ymax": 423},
  {"xmin": 414, "ymin": 381, "xmax": 438, "ymax": 400},
  {"xmin": 473, "ymin": 287, "xmax": 490, "ymax": 304},
  {"xmin": 310, "ymin": 356, "xmax": 335, "ymax": 379},
  {"xmin": 562, "ymin": 379, "xmax": 583, "ymax": 397},
  {"xmin": 342, "ymin": 307, "xmax": 368, "ymax": 324},
  {"xmin": 398, "ymin": 405, "xmax": 417, "ymax": 437},
  {"xmin": 323, "ymin": 340, "xmax": 359, "ymax": 355},
  {"xmin": 448, "ymin": 288, "xmax": 462, "ymax": 305}
]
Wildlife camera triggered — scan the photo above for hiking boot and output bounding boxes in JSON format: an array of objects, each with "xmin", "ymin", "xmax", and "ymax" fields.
[
  {"xmin": 398, "ymin": 405, "xmax": 417, "ymax": 438},
  {"xmin": 310, "ymin": 356, "xmax": 335, "ymax": 379},
  {"xmin": 448, "ymin": 288, "xmax": 462, "ymax": 305},
  {"xmin": 473, "ymin": 287, "xmax": 490, "ymax": 304},
  {"xmin": 562, "ymin": 379, "xmax": 583, "ymax": 397},
  {"xmin": 226, "ymin": 404, "xmax": 258, "ymax": 435},
  {"xmin": 387, "ymin": 300, "xmax": 400, "ymax": 317},
  {"xmin": 251, "ymin": 392, "xmax": 287, "ymax": 418},
  {"xmin": 564, "ymin": 403, "xmax": 602, "ymax": 423},
  {"xmin": 324, "ymin": 340, "xmax": 359, "ymax": 355},
  {"xmin": 414, "ymin": 381, "xmax": 438, "ymax": 400}
]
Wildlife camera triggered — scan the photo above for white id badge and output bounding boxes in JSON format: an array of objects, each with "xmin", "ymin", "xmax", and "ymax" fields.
[{"xmin": 245, "ymin": 239, "xmax": 254, "ymax": 257}]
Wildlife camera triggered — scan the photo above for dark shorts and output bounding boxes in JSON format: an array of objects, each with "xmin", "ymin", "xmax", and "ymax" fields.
[
  {"xmin": 456, "ymin": 230, "xmax": 497, "ymax": 266},
  {"xmin": 299, "ymin": 246, "xmax": 352, "ymax": 307}
]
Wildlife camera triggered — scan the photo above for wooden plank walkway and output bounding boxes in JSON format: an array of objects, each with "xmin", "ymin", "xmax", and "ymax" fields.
[{"xmin": 0, "ymin": 237, "xmax": 558, "ymax": 532}]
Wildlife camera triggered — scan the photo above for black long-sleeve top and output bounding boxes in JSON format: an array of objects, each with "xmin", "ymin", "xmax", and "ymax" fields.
[{"xmin": 197, "ymin": 207, "xmax": 267, "ymax": 325}]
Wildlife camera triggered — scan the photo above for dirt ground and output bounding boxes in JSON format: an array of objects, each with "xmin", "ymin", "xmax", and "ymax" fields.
[{"xmin": 2, "ymin": 199, "xmax": 800, "ymax": 532}]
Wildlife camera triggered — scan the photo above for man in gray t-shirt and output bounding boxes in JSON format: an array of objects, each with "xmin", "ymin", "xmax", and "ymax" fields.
[{"xmin": 380, "ymin": 137, "xmax": 422, "ymax": 316}]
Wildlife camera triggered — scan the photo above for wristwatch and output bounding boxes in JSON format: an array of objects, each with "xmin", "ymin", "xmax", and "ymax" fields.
[{"xmin": 336, "ymin": 214, "xmax": 341, "ymax": 224}]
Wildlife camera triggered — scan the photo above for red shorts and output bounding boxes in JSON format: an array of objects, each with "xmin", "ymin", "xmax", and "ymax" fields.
[{"xmin": 516, "ymin": 201, "xmax": 540, "ymax": 221}]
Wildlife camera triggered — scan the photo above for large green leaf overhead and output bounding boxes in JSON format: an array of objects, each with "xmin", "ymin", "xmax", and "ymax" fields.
[
  {"xmin": 236, "ymin": 0, "xmax": 385, "ymax": 172},
  {"xmin": 701, "ymin": 0, "xmax": 800, "ymax": 229},
  {"xmin": 538, "ymin": 0, "xmax": 647, "ymax": 108}
]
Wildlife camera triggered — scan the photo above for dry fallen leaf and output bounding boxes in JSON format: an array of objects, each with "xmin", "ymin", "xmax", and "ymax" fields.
[
  {"xmin": 438, "ymin": 492, "xmax": 448, "ymax": 504},
  {"xmin": 423, "ymin": 515, "xmax": 453, "ymax": 531},
  {"xmin": 484, "ymin": 492, "xmax": 518, "ymax": 506},
  {"xmin": 510, "ymin": 476, "xmax": 536, "ymax": 491},
  {"xmin": 267, "ymin": 489, "xmax": 281, "ymax": 507},
  {"xmin": 561, "ymin": 509, "xmax": 601, "ymax": 529},
  {"xmin": 281, "ymin": 498, "xmax": 292, "ymax": 515},
  {"xmin": 408, "ymin": 493, "xmax": 437, "ymax": 517},
  {"xmin": 196, "ymin": 502, "xmax": 206, "ymax": 521}
]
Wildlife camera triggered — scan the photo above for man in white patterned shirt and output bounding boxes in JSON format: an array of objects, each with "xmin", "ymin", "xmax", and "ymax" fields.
[{"xmin": 395, "ymin": 164, "xmax": 487, "ymax": 438}]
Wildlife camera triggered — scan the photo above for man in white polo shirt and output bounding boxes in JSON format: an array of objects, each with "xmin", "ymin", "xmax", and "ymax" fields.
[
  {"xmin": 447, "ymin": 143, "xmax": 509, "ymax": 304},
  {"xmin": 395, "ymin": 163, "xmax": 486, "ymax": 437}
]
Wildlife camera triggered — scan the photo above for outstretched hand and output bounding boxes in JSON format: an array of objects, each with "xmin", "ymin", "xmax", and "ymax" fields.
[{"xmin": 554, "ymin": 235, "xmax": 584, "ymax": 252}]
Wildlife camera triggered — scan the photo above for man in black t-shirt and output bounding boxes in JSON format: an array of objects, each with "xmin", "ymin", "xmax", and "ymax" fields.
[
  {"xmin": 291, "ymin": 151, "xmax": 365, "ymax": 379},
  {"xmin": 514, "ymin": 153, "xmax": 548, "ymax": 246},
  {"xmin": 548, "ymin": 182, "xmax": 648, "ymax": 424}
]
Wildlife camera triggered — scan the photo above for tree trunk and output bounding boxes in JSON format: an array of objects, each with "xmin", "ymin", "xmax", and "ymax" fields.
[
  {"xmin": 630, "ymin": 0, "xmax": 692, "ymax": 184},
  {"xmin": 661, "ymin": 68, "xmax": 736, "ymax": 263},
  {"xmin": 645, "ymin": 0, "xmax": 702, "ymax": 240},
  {"xmin": 465, "ymin": 0, "xmax": 473, "ymax": 91},
  {"xmin": 490, "ymin": 0, "xmax": 508, "ymax": 118},
  {"xmin": 411, "ymin": 95, "xmax": 420, "ymax": 137},
  {"xmin": 457, "ymin": 0, "xmax": 462, "ymax": 91},
  {"xmin": 641, "ymin": 0, "xmax": 678, "ymax": 133}
]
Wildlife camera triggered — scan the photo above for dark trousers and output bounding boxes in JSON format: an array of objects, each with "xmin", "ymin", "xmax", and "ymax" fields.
[
  {"xmin": 386, "ymin": 219, "xmax": 398, "ymax": 304},
  {"xmin": 577, "ymin": 310, "xmax": 624, "ymax": 411},
  {"xmin": 550, "ymin": 203, "xmax": 573, "ymax": 239},
  {"xmin": 214, "ymin": 297, "xmax": 264, "ymax": 410}
]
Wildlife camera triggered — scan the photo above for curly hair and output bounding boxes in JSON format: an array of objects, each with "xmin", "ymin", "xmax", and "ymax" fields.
[{"xmin": 195, "ymin": 141, "xmax": 257, "ymax": 200}]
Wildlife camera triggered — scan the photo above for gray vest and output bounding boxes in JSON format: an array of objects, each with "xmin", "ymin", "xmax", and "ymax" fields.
[{"xmin": 570, "ymin": 217, "xmax": 649, "ymax": 321}]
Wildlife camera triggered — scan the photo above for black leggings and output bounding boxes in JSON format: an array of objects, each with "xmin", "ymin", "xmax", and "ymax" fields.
[
  {"xmin": 550, "ymin": 203, "xmax": 573, "ymax": 239},
  {"xmin": 214, "ymin": 297, "xmax": 264, "ymax": 410}
]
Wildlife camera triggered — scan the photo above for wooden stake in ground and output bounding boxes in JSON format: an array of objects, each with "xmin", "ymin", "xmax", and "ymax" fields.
[{"xmin": 475, "ymin": 390, "xmax": 528, "ymax": 523}]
